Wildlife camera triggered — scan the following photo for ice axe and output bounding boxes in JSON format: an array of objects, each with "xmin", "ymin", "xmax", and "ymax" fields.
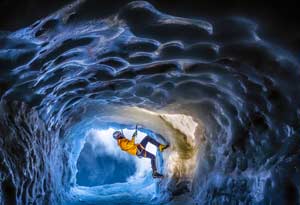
[{"xmin": 135, "ymin": 124, "xmax": 143, "ymax": 131}]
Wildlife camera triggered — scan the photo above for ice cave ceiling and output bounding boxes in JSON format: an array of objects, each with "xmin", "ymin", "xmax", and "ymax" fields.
[{"xmin": 0, "ymin": 0, "xmax": 299, "ymax": 205}]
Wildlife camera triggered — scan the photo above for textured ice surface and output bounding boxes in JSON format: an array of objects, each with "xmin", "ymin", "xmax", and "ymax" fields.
[{"xmin": 0, "ymin": 0, "xmax": 300, "ymax": 204}]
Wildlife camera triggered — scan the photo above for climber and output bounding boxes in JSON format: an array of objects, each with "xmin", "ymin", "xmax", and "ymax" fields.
[{"xmin": 113, "ymin": 129, "xmax": 169, "ymax": 178}]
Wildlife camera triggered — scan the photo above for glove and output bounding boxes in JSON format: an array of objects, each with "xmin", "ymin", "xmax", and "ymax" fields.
[{"xmin": 132, "ymin": 130, "xmax": 138, "ymax": 138}]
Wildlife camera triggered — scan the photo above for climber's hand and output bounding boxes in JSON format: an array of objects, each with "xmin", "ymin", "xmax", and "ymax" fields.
[{"xmin": 132, "ymin": 130, "xmax": 138, "ymax": 138}]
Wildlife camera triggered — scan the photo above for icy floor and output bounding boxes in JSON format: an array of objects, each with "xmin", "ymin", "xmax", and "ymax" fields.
[
  {"xmin": 67, "ymin": 181, "xmax": 197, "ymax": 205},
  {"xmin": 67, "ymin": 175, "xmax": 158, "ymax": 205}
]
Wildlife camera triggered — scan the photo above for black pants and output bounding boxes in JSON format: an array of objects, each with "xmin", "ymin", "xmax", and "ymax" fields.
[{"xmin": 137, "ymin": 136, "xmax": 161, "ymax": 172}]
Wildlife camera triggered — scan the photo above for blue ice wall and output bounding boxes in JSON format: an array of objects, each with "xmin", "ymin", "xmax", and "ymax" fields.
[{"xmin": 0, "ymin": 0, "xmax": 299, "ymax": 205}]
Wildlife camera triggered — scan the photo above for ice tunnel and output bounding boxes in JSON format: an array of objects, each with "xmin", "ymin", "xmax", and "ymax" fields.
[
  {"xmin": 0, "ymin": 0, "xmax": 300, "ymax": 205},
  {"xmin": 61, "ymin": 105, "xmax": 202, "ymax": 204}
]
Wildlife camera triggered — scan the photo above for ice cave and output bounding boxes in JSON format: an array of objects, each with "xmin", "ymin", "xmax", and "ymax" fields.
[{"xmin": 0, "ymin": 0, "xmax": 299, "ymax": 205}]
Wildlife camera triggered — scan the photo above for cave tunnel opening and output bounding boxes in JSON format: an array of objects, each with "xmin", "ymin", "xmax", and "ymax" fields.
[
  {"xmin": 64, "ymin": 105, "xmax": 201, "ymax": 202},
  {"xmin": 75, "ymin": 127, "xmax": 161, "ymax": 187},
  {"xmin": 68, "ymin": 121, "xmax": 169, "ymax": 204}
]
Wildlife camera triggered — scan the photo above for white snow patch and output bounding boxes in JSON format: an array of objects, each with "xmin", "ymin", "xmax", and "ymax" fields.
[{"xmin": 160, "ymin": 113, "xmax": 198, "ymax": 141}]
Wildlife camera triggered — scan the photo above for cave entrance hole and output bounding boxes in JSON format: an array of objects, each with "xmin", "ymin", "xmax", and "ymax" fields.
[{"xmin": 75, "ymin": 127, "xmax": 161, "ymax": 187}]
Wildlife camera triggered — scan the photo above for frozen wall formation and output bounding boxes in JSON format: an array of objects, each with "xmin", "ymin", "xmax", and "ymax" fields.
[
  {"xmin": 0, "ymin": 101, "xmax": 64, "ymax": 205},
  {"xmin": 0, "ymin": 0, "xmax": 300, "ymax": 204}
]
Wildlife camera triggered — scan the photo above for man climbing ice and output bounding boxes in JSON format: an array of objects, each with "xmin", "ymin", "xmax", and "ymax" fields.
[{"xmin": 112, "ymin": 128, "xmax": 169, "ymax": 178}]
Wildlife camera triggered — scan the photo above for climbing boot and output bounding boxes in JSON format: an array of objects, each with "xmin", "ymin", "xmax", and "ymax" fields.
[{"xmin": 159, "ymin": 144, "xmax": 170, "ymax": 152}]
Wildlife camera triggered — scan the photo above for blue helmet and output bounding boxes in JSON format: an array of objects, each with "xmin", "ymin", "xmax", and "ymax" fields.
[{"xmin": 113, "ymin": 131, "xmax": 123, "ymax": 139}]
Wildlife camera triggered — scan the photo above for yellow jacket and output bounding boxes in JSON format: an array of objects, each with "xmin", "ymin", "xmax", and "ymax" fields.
[{"xmin": 117, "ymin": 135, "xmax": 137, "ymax": 155}]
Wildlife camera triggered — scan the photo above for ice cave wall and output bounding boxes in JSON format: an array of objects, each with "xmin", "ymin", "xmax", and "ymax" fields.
[{"xmin": 0, "ymin": 0, "xmax": 300, "ymax": 205}]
